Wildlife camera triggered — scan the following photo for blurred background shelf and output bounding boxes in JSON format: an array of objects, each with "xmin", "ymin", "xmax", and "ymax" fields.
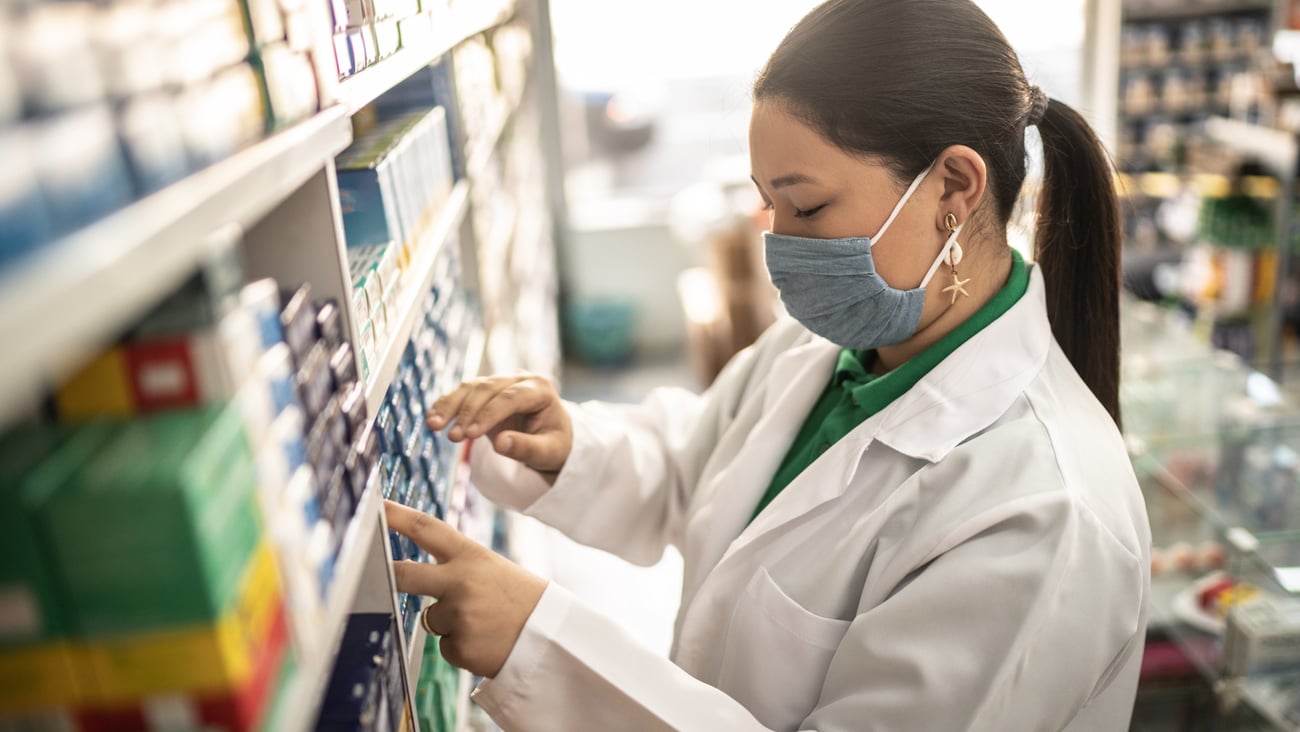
[{"xmin": 0, "ymin": 107, "xmax": 352, "ymax": 427}]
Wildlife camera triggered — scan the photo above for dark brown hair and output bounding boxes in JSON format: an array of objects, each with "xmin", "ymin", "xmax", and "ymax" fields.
[{"xmin": 754, "ymin": 0, "xmax": 1122, "ymax": 425}]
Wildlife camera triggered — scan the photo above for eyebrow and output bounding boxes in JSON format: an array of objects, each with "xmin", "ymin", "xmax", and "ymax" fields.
[{"xmin": 750, "ymin": 173, "xmax": 818, "ymax": 192}]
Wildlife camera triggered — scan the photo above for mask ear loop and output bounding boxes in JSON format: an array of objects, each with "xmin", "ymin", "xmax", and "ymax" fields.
[{"xmin": 870, "ymin": 161, "xmax": 939, "ymax": 246}]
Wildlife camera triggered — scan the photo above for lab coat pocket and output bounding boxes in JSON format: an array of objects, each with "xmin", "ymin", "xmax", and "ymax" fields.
[{"xmin": 718, "ymin": 567, "xmax": 852, "ymax": 729}]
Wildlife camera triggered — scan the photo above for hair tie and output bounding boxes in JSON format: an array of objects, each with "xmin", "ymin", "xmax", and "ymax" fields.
[{"xmin": 1026, "ymin": 86, "xmax": 1049, "ymax": 127}]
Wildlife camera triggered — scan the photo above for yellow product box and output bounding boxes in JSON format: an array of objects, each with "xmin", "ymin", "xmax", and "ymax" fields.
[
  {"xmin": 83, "ymin": 543, "xmax": 282, "ymax": 704},
  {"xmin": 0, "ymin": 641, "xmax": 93, "ymax": 713},
  {"xmin": 55, "ymin": 349, "xmax": 134, "ymax": 418}
]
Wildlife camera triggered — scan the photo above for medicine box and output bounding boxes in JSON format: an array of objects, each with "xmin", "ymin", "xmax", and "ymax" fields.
[
  {"xmin": 35, "ymin": 406, "xmax": 261, "ymax": 638},
  {"xmin": 80, "ymin": 543, "xmax": 282, "ymax": 703},
  {"xmin": 31, "ymin": 105, "xmax": 134, "ymax": 235},
  {"xmin": 0, "ymin": 128, "xmax": 54, "ymax": 267},
  {"xmin": 77, "ymin": 584, "xmax": 288, "ymax": 731}
]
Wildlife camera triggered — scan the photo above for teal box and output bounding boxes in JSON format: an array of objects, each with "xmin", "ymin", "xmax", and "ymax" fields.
[
  {"xmin": 34, "ymin": 406, "xmax": 262, "ymax": 637},
  {"xmin": 338, "ymin": 158, "xmax": 406, "ymax": 249}
]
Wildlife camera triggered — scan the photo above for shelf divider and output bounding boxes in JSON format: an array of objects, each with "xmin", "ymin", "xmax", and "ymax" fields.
[{"xmin": 267, "ymin": 473, "xmax": 386, "ymax": 732}]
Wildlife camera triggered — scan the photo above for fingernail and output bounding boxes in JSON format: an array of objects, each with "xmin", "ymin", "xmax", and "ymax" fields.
[
  {"xmin": 449, "ymin": 426, "xmax": 463, "ymax": 440},
  {"xmin": 499, "ymin": 435, "xmax": 513, "ymax": 452},
  {"xmin": 428, "ymin": 413, "xmax": 444, "ymax": 427},
  {"xmin": 466, "ymin": 423, "xmax": 480, "ymax": 437}
]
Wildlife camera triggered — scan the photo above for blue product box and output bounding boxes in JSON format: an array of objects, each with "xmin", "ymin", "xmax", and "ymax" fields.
[
  {"xmin": 332, "ymin": 35, "xmax": 353, "ymax": 79},
  {"xmin": 337, "ymin": 161, "xmax": 405, "ymax": 250},
  {"xmin": 376, "ymin": 403, "xmax": 398, "ymax": 453},
  {"xmin": 118, "ymin": 92, "xmax": 191, "ymax": 195},
  {"xmin": 0, "ymin": 127, "xmax": 54, "ymax": 268},
  {"xmin": 241, "ymin": 279, "xmax": 286, "ymax": 348},
  {"xmin": 32, "ymin": 105, "xmax": 133, "ymax": 235},
  {"xmin": 261, "ymin": 345, "xmax": 298, "ymax": 416},
  {"xmin": 392, "ymin": 457, "xmax": 411, "ymax": 503},
  {"xmin": 377, "ymin": 453, "xmax": 396, "ymax": 491},
  {"xmin": 348, "ymin": 31, "xmax": 365, "ymax": 72},
  {"xmin": 393, "ymin": 403, "xmax": 412, "ymax": 446}
]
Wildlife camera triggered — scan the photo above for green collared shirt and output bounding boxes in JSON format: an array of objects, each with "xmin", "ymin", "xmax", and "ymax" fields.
[{"xmin": 749, "ymin": 249, "xmax": 1030, "ymax": 523}]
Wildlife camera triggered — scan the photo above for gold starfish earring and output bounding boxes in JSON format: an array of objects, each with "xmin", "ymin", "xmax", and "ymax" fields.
[{"xmin": 940, "ymin": 213, "xmax": 971, "ymax": 304}]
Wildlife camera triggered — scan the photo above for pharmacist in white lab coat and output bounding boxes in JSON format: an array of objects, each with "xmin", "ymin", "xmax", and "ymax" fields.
[{"xmin": 384, "ymin": 0, "xmax": 1151, "ymax": 729}]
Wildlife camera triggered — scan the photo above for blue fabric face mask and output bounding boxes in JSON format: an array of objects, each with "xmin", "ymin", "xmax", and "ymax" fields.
[{"xmin": 763, "ymin": 162, "xmax": 964, "ymax": 350}]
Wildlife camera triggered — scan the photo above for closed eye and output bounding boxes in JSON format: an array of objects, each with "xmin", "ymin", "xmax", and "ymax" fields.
[{"xmin": 795, "ymin": 204, "xmax": 827, "ymax": 219}]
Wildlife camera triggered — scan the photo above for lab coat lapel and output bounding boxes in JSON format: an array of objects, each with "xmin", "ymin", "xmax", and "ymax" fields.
[
  {"xmin": 682, "ymin": 337, "xmax": 839, "ymax": 591},
  {"xmin": 713, "ymin": 267, "xmax": 1053, "ymax": 571}
]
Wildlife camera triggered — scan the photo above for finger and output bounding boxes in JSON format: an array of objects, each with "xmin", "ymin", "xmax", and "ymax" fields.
[
  {"xmin": 427, "ymin": 382, "xmax": 479, "ymax": 430},
  {"xmin": 447, "ymin": 378, "xmax": 523, "ymax": 441},
  {"xmin": 493, "ymin": 430, "xmax": 566, "ymax": 472},
  {"xmin": 385, "ymin": 500, "xmax": 470, "ymax": 562},
  {"xmin": 462, "ymin": 380, "xmax": 554, "ymax": 440},
  {"xmin": 392, "ymin": 559, "xmax": 453, "ymax": 598},
  {"xmin": 421, "ymin": 598, "xmax": 455, "ymax": 637}
]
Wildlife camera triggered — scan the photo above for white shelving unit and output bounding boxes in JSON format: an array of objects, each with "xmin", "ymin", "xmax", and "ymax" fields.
[
  {"xmin": 0, "ymin": 108, "xmax": 352, "ymax": 427},
  {"xmin": 267, "ymin": 476, "xmax": 393, "ymax": 732},
  {"xmin": 0, "ymin": 0, "xmax": 564, "ymax": 728}
]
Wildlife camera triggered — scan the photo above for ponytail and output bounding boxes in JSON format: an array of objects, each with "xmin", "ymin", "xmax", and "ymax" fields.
[{"xmin": 1034, "ymin": 99, "xmax": 1123, "ymax": 426}]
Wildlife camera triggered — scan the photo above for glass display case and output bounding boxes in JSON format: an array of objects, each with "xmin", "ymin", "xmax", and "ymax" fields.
[{"xmin": 1127, "ymin": 300, "xmax": 1300, "ymax": 729}]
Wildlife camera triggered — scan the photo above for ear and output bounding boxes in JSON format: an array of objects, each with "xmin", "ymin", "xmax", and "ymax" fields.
[{"xmin": 934, "ymin": 145, "xmax": 988, "ymax": 231}]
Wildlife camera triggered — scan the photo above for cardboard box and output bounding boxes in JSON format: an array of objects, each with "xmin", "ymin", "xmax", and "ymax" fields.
[
  {"xmin": 36, "ymin": 407, "xmax": 261, "ymax": 638},
  {"xmin": 82, "ymin": 544, "xmax": 281, "ymax": 703}
]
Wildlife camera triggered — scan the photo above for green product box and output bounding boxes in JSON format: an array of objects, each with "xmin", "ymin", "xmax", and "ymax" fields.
[
  {"xmin": 0, "ymin": 424, "xmax": 116, "ymax": 645},
  {"xmin": 35, "ymin": 405, "xmax": 262, "ymax": 638}
]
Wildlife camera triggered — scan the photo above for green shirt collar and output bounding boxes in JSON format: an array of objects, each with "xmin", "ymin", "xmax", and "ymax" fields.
[{"xmin": 834, "ymin": 248, "xmax": 1029, "ymax": 412}]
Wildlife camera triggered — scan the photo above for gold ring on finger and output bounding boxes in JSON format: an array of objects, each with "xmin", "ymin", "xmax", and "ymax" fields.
[{"xmin": 420, "ymin": 604, "xmax": 441, "ymax": 637}]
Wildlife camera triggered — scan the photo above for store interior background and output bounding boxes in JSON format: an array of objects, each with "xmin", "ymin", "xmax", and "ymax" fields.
[{"xmin": 5, "ymin": 0, "xmax": 1300, "ymax": 727}]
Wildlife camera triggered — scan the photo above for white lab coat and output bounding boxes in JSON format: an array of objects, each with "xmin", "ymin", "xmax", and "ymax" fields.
[{"xmin": 468, "ymin": 265, "xmax": 1151, "ymax": 732}]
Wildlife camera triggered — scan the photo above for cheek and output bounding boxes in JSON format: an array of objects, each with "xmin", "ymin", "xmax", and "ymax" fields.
[{"xmin": 868, "ymin": 219, "xmax": 941, "ymax": 290}]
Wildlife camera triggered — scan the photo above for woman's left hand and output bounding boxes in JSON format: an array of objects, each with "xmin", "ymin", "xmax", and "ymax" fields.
[{"xmin": 385, "ymin": 500, "xmax": 548, "ymax": 678}]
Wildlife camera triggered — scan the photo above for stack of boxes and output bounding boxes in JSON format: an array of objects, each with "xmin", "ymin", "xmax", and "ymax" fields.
[
  {"xmin": 326, "ymin": 0, "xmax": 441, "ymax": 80},
  {"xmin": 337, "ymin": 105, "xmax": 455, "ymax": 382},
  {"xmin": 370, "ymin": 234, "xmax": 474, "ymax": 640},
  {"xmin": 316, "ymin": 613, "xmax": 407, "ymax": 732},
  {"xmin": 0, "ymin": 0, "xmax": 325, "ymax": 271},
  {"xmin": 0, "ymin": 255, "xmax": 379, "ymax": 729}
]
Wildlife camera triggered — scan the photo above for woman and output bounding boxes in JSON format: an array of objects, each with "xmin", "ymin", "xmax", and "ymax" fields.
[{"xmin": 386, "ymin": 0, "xmax": 1151, "ymax": 729}]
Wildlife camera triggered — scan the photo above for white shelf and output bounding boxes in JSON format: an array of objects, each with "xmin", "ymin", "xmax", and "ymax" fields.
[
  {"xmin": 365, "ymin": 182, "xmax": 472, "ymax": 415},
  {"xmin": 1205, "ymin": 118, "xmax": 1299, "ymax": 178},
  {"xmin": 1123, "ymin": 0, "xmax": 1272, "ymax": 21},
  {"xmin": 0, "ymin": 108, "xmax": 353, "ymax": 428},
  {"xmin": 336, "ymin": 4, "xmax": 513, "ymax": 114},
  {"xmin": 270, "ymin": 475, "xmax": 385, "ymax": 732}
]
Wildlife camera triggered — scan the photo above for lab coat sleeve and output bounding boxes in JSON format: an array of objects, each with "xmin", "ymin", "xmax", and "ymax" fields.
[
  {"xmin": 804, "ymin": 491, "xmax": 1147, "ymax": 732},
  {"xmin": 470, "ymin": 493, "xmax": 1145, "ymax": 732},
  {"xmin": 471, "ymin": 582, "xmax": 773, "ymax": 732},
  {"xmin": 469, "ymin": 324, "xmax": 784, "ymax": 566}
]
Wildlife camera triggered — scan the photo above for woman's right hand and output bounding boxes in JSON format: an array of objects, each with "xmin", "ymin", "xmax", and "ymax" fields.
[{"xmin": 427, "ymin": 373, "xmax": 573, "ymax": 478}]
